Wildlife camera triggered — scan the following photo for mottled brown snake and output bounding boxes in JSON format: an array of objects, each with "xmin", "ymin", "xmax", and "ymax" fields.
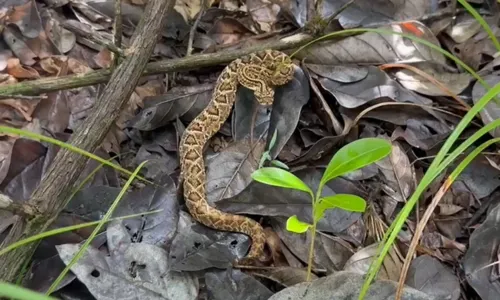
[{"xmin": 179, "ymin": 50, "xmax": 295, "ymax": 264}]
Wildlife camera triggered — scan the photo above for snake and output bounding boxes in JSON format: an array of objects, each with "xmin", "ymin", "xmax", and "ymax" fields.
[{"xmin": 178, "ymin": 50, "xmax": 295, "ymax": 265}]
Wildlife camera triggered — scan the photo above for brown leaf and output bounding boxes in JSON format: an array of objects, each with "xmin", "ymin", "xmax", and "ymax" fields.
[
  {"xmin": 5, "ymin": 0, "xmax": 42, "ymax": 39},
  {"xmin": 0, "ymin": 137, "xmax": 15, "ymax": 186},
  {"xmin": 207, "ymin": 18, "xmax": 254, "ymax": 45},
  {"xmin": 0, "ymin": 105, "xmax": 27, "ymax": 132},
  {"xmin": 39, "ymin": 56, "xmax": 65, "ymax": 75},
  {"xmin": 0, "ymin": 48, "xmax": 14, "ymax": 72},
  {"xmin": 116, "ymin": 79, "xmax": 163, "ymax": 130},
  {"xmin": 0, "ymin": 98, "xmax": 40, "ymax": 122},
  {"xmin": 246, "ymin": 0, "xmax": 281, "ymax": 32},
  {"xmin": 41, "ymin": 10, "xmax": 76, "ymax": 54},
  {"xmin": 251, "ymin": 266, "xmax": 317, "ymax": 287},
  {"xmin": 263, "ymin": 227, "xmax": 287, "ymax": 266},
  {"xmin": 93, "ymin": 48, "xmax": 113, "ymax": 69},
  {"xmin": 24, "ymin": 26, "xmax": 55, "ymax": 59},
  {"xmin": 2, "ymin": 25, "xmax": 37, "ymax": 66},
  {"xmin": 390, "ymin": 62, "xmax": 473, "ymax": 97},
  {"xmin": 174, "ymin": 0, "xmax": 213, "ymax": 22},
  {"xmin": 0, "ymin": 73, "xmax": 18, "ymax": 86},
  {"xmin": 377, "ymin": 140, "xmax": 415, "ymax": 201},
  {"xmin": 67, "ymin": 57, "xmax": 92, "ymax": 74},
  {"xmin": 102, "ymin": 123, "xmax": 124, "ymax": 154},
  {"xmin": 7, "ymin": 57, "xmax": 40, "ymax": 79},
  {"xmin": 295, "ymin": 21, "xmax": 445, "ymax": 65},
  {"xmin": 317, "ymin": 0, "xmax": 430, "ymax": 29},
  {"xmin": 32, "ymin": 91, "xmax": 70, "ymax": 134},
  {"xmin": 0, "ymin": 138, "xmax": 46, "ymax": 190},
  {"xmin": 437, "ymin": 203, "xmax": 464, "ymax": 216},
  {"xmin": 344, "ymin": 242, "xmax": 402, "ymax": 281}
]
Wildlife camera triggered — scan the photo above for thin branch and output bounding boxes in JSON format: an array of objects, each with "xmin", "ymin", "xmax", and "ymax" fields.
[
  {"xmin": 113, "ymin": 0, "xmax": 123, "ymax": 48},
  {"xmin": 113, "ymin": 0, "xmax": 123, "ymax": 67},
  {"xmin": 0, "ymin": 95, "xmax": 47, "ymax": 100},
  {"xmin": 61, "ymin": 20, "xmax": 125, "ymax": 57},
  {"xmin": 0, "ymin": 194, "xmax": 38, "ymax": 218},
  {"xmin": 186, "ymin": 0, "xmax": 208, "ymax": 56},
  {"xmin": 0, "ymin": 33, "xmax": 316, "ymax": 96}
]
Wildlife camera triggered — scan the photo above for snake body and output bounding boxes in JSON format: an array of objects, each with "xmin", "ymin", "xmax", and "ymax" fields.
[{"xmin": 179, "ymin": 50, "xmax": 294, "ymax": 264}]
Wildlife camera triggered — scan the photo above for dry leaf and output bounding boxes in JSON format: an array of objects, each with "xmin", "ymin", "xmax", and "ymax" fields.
[{"xmin": 7, "ymin": 58, "xmax": 40, "ymax": 79}]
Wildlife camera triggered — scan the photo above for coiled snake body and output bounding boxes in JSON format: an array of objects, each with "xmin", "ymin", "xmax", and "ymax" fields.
[{"xmin": 179, "ymin": 50, "xmax": 295, "ymax": 264}]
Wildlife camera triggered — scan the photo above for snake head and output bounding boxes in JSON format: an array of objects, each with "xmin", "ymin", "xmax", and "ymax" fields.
[{"xmin": 270, "ymin": 60, "xmax": 295, "ymax": 86}]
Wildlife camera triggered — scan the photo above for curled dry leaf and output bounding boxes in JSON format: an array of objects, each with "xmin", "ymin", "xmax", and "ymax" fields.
[
  {"xmin": 444, "ymin": 14, "xmax": 483, "ymax": 44},
  {"xmin": 0, "ymin": 98, "xmax": 40, "ymax": 122},
  {"xmin": 0, "ymin": 138, "xmax": 15, "ymax": 187},
  {"xmin": 264, "ymin": 227, "xmax": 288, "ymax": 267},
  {"xmin": 246, "ymin": 0, "xmax": 281, "ymax": 32},
  {"xmin": 207, "ymin": 18, "xmax": 255, "ymax": 45},
  {"xmin": 472, "ymin": 72, "xmax": 500, "ymax": 139},
  {"xmin": 174, "ymin": 0, "xmax": 211, "ymax": 22},
  {"xmin": 295, "ymin": 21, "xmax": 445, "ymax": 66},
  {"xmin": 67, "ymin": 57, "xmax": 92, "ymax": 74},
  {"xmin": 406, "ymin": 255, "xmax": 461, "ymax": 300},
  {"xmin": 169, "ymin": 211, "xmax": 251, "ymax": 271},
  {"xmin": 0, "ymin": 48, "xmax": 14, "ymax": 72},
  {"xmin": 252, "ymin": 266, "xmax": 317, "ymax": 287},
  {"xmin": 205, "ymin": 269, "xmax": 273, "ymax": 299},
  {"xmin": 267, "ymin": 271, "xmax": 432, "ymax": 300},
  {"xmin": 317, "ymin": 0, "xmax": 430, "ymax": 29},
  {"xmin": 390, "ymin": 62, "xmax": 473, "ymax": 97},
  {"xmin": 39, "ymin": 56, "xmax": 65, "ymax": 75},
  {"xmin": 344, "ymin": 242, "xmax": 402, "ymax": 282},
  {"xmin": 205, "ymin": 137, "xmax": 266, "ymax": 205},
  {"xmin": 42, "ymin": 12, "xmax": 76, "ymax": 54},
  {"xmin": 318, "ymin": 66, "xmax": 432, "ymax": 109},
  {"xmin": 464, "ymin": 203, "xmax": 500, "ymax": 300},
  {"xmin": 7, "ymin": 57, "xmax": 40, "ymax": 79},
  {"xmin": 5, "ymin": 1, "xmax": 42, "ymax": 39},
  {"xmin": 2, "ymin": 26, "xmax": 37, "ymax": 66},
  {"xmin": 0, "ymin": 73, "xmax": 18, "ymax": 86},
  {"xmin": 376, "ymin": 140, "xmax": 415, "ymax": 201}
]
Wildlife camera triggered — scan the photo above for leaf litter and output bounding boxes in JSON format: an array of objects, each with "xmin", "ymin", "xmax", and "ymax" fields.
[{"xmin": 1, "ymin": 0, "xmax": 500, "ymax": 299}]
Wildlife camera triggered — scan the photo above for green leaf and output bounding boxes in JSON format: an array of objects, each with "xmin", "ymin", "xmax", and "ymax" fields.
[
  {"xmin": 258, "ymin": 151, "xmax": 271, "ymax": 168},
  {"xmin": 286, "ymin": 215, "xmax": 311, "ymax": 233},
  {"xmin": 269, "ymin": 128, "xmax": 279, "ymax": 149},
  {"xmin": 315, "ymin": 194, "xmax": 367, "ymax": 220},
  {"xmin": 252, "ymin": 167, "xmax": 313, "ymax": 196},
  {"xmin": 321, "ymin": 138, "xmax": 391, "ymax": 185},
  {"xmin": 271, "ymin": 159, "xmax": 290, "ymax": 170}
]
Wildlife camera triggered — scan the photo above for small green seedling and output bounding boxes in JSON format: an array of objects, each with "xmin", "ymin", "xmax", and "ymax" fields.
[
  {"xmin": 252, "ymin": 137, "xmax": 392, "ymax": 280},
  {"xmin": 258, "ymin": 128, "xmax": 290, "ymax": 170}
]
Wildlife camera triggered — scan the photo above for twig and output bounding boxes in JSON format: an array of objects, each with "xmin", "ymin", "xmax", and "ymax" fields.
[
  {"xmin": 61, "ymin": 20, "xmax": 125, "ymax": 57},
  {"xmin": 0, "ymin": 0, "xmax": 175, "ymax": 283},
  {"xmin": 0, "ymin": 95, "xmax": 47, "ymax": 101},
  {"xmin": 325, "ymin": 0, "xmax": 355, "ymax": 27},
  {"xmin": 113, "ymin": 0, "xmax": 123, "ymax": 67},
  {"xmin": 186, "ymin": 0, "xmax": 208, "ymax": 56},
  {"xmin": 113, "ymin": 0, "xmax": 123, "ymax": 48},
  {"xmin": 0, "ymin": 33, "xmax": 316, "ymax": 96},
  {"xmin": 395, "ymin": 179, "xmax": 454, "ymax": 300},
  {"xmin": 0, "ymin": 194, "xmax": 37, "ymax": 217}
]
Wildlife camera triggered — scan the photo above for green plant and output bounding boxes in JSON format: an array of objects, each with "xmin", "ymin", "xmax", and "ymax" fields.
[
  {"xmin": 258, "ymin": 128, "xmax": 290, "ymax": 170},
  {"xmin": 284, "ymin": 8, "xmax": 500, "ymax": 296},
  {"xmin": 252, "ymin": 137, "xmax": 392, "ymax": 280},
  {"xmin": 0, "ymin": 281, "xmax": 58, "ymax": 300}
]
